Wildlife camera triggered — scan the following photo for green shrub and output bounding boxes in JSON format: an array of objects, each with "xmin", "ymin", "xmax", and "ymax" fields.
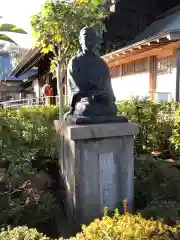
[
  {"xmin": 0, "ymin": 103, "xmax": 179, "ymax": 237},
  {"xmin": 0, "ymin": 107, "xmax": 62, "ymax": 235},
  {"xmin": 17, "ymin": 105, "xmax": 69, "ymax": 120},
  {"xmin": 0, "ymin": 171, "xmax": 60, "ymax": 227},
  {"xmin": 1, "ymin": 213, "xmax": 180, "ymax": 240},
  {"xmin": 118, "ymin": 99, "xmax": 175, "ymax": 154},
  {"xmin": 0, "ymin": 108, "xmax": 56, "ymax": 176},
  {"xmin": 74, "ymin": 211, "xmax": 180, "ymax": 240},
  {"xmin": 140, "ymin": 200, "xmax": 180, "ymax": 224},
  {"xmin": 0, "ymin": 226, "xmax": 50, "ymax": 240},
  {"xmin": 134, "ymin": 155, "xmax": 180, "ymax": 211},
  {"xmin": 171, "ymin": 108, "xmax": 180, "ymax": 155}
]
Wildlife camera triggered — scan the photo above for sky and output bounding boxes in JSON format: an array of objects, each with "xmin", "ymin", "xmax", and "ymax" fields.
[{"xmin": 0, "ymin": 0, "xmax": 46, "ymax": 48}]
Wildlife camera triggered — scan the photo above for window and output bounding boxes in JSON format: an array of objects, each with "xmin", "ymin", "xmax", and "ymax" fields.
[
  {"xmin": 156, "ymin": 56, "xmax": 173, "ymax": 75},
  {"xmin": 122, "ymin": 58, "xmax": 148, "ymax": 76}
]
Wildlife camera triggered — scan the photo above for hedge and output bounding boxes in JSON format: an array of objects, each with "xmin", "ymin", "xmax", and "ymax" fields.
[
  {"xmin": 1, "ymin": 212, "xmax": 180, "ymax": 240},
  {"xmin": 0, "ymin": 106, "xmax": 62, "ymax": 236},
  {"xmin": 0, "ymin": 101, "xmax": 180, "ymax": 238},
  {"xmin": 117, "ymin": 99, "xmax": 175, "ymax": 155},
  {"xmin": 135, "ymin": 155, "xmax": 180, "ymax": 223}
]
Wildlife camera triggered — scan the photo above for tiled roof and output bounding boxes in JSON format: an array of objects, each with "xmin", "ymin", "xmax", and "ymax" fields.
[
  {"xmin": 9, "ymin": 47, "xmax": 42, "ymax": 77},
  {"xmin": 134, "ymin": 5, "xmax": 180, "ymax": 43},
  {"xmin": 6, "ymin": 70, "xmax": 38, "ymax": 81}
]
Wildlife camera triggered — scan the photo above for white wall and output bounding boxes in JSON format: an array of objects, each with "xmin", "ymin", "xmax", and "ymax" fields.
[
  {"xmin": 155, "ymin": 57, "xmax": 176, "ymax": 101},
  {"xmin": 156, "ymin": 68, "xmax": 176, "ymax": 101},
  {"xmin": 111, "ymin": 73, "xmax": 149, "ymax": 101},
  {"xmin": 32, "ymin": 79, "xmax": 40, "ymax": 98}
]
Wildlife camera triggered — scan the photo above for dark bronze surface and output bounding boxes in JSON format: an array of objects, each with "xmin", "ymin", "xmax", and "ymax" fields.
[{"xmin": 65, "ymin": 26, "xmax": 127, "ymax": 124}]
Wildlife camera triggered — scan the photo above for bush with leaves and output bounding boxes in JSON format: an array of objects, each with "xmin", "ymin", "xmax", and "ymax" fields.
[
  {"xmin": 1, "ymin": 104, "xmax": 180, "ymax": 238},
  {"xmin": 0, "ymin": 106, "xmax": 65, "ymax": 236},
  {"xmin": 0, "ymin": 108, "xmax": 57, "ymax": 174},
  {"xmin": 140, "ymin": 200, "xmax": 180, "ymax": 224},
  {"xmin": 171, "ymin": 108, "xmax": 180, "ymax": 156},
  {"xmin": 73, "ymin": 210, "xmax": 180, "ymax": 240},
  {"xmin": 118, "ymin": 98, "xmax": 175, "ymax": 155},
  {"xmin": 0, "ymin": 226, "xmax": 50, "ymax": 240},
  {"xmin": 1, "ymin": 212, "xmax": 180, "ymax": 240},
  {"xmin": 134, "ymin": 154, "xmax": 180, "ymax": 223}
]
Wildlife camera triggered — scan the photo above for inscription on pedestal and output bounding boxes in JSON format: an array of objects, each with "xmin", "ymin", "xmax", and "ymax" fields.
[{"xmin": 99, "ymin": 153, "xmax": 116, "ymax": 212}]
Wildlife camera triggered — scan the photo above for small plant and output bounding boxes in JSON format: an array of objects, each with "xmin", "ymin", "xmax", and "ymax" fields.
[
  {"xmin": 75, "ymin": 210, "xmax": 180, "ymax": 240},
  {"xmin": 123, "ymin": 199, "xmax": 128, "ymax": 214},
  {"xmin": 0, "ymin": 226, "xmax": 50, "ymax": 240}
]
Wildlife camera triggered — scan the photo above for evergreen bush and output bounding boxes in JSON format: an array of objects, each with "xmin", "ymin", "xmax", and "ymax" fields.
[
  {"xmin": 118, "ymin": 99, "xmax": 175, "ymax": 154},
  {"xmin": 0, "ymin": 107, "xmax": 63, "ymax": 235},
  {"xmin": 1, "ymin": 213, "xmax": 180, "ymax": 240}
]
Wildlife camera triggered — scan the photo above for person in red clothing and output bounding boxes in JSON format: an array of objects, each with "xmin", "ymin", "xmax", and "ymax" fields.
[
  {"xmin": 42, "ymin": 84, "xmax": 53, "ymax": 105},
  {"xmin": 45, "ymin": 85, "xmax": 52, "ymax": 97}
]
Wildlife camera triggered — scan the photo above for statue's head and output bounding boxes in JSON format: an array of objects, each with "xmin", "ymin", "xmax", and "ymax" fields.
[{"xmin": 79, "ymin": 26, "xmax": 99, "ymax": 52}]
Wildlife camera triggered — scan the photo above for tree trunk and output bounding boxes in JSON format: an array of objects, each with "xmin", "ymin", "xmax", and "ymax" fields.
[{"xmin": 56, "ymin": 63, "xmax": 64, "ymax": 120}]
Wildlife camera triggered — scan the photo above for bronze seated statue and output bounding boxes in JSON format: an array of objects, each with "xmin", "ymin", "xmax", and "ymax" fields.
[{"xmin": 65, "ymin": 26, "xmax": 127, "ymax": 124}]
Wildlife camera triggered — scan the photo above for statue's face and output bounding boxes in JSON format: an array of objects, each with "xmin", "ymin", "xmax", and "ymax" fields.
[{"xmin": 79, "ymin": 27, "xmax": 98, "ymax": 52}]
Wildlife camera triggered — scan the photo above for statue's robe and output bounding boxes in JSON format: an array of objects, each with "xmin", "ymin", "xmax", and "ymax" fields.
[{"xmin": 67, "ymin": 51, "xmax": 116, "ymax": 114}]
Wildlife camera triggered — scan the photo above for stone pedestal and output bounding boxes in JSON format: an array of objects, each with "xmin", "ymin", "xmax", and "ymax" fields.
[{"xmin": 54, "ymin": 121, "xmax": 138, "ymax": 231}]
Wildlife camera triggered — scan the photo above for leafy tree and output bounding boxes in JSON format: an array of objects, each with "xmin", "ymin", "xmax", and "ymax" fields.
[
  {"xmin": 31, "ymin": 0, "xmax": 106, "ymax": 119},
  {"xmin": 0, "ymin": 20, "xmax": 27, "ymax": 44}
]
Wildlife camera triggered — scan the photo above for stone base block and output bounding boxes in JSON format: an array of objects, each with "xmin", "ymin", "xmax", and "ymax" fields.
[{"xmin": 54, "ymin": 121, "xmax": 138, "ymax": 231}]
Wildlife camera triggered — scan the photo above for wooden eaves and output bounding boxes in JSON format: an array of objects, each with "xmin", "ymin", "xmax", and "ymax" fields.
[
  {"xmin": 9, "ymin": 46, "xmax": 42, "ymax": 77},
  {"xmin": 102, "ymin": 31, "xmax": 180, "ymax": 67}
]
